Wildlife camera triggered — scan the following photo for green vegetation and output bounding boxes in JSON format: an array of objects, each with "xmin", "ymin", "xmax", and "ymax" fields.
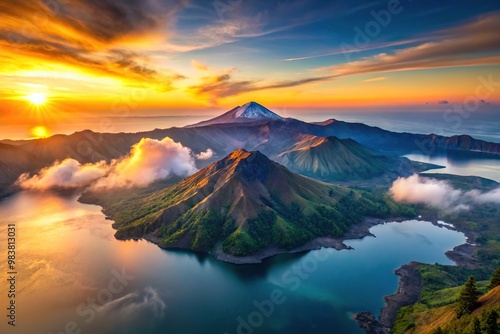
[
  {"xmin": 456, "ymin": 276, "xmax": 481, "ymax": 318},
  {"xmin": 222, "ymin": 230, "xmax": 260, "ymax": 256},
  {"xmin": 274, "ymin": 136, "xmax": 393, "ymax": 181},
  {"xmin": 489, "ymin": 268, "xmax": 500, "ymax": 291},
  {"xmin": 393, "ymin": 265, "xmax": 500, "ymax": 334},
  {"xmin": 160, "ymin": 209, "xmax": 237, "ymax": 251},
  {"xmin": 82, "ymin": 149, "xmax": 416, "ymax": 257},
  {"xmin": 481, "ymin": 310, "xmax": 499, "ymax": 334},
  {"xmin": 392, "ymin": 173, "xmax": 500, "ymax": 334},
  {"xmin": 470, "ymin": 317, "xmax": 482, "ymax": 334},
  {"xmin": 220, "ymin": 189, "xmax": 414, "ymax": 256}
]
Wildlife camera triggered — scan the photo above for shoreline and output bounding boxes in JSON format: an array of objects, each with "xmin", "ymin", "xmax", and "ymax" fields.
[
  {"xmin": 354, "ymin": 219, "xmax": 478, "ymax": 334},
  {"xmin": 355, "ymin": 261, "xmax": 423, "ymax": 334},
  {"xmin": 138, "ymin": 216, "xmax": 402, "ymax": 265},
  {"xmin": 82, "ymin": 190, "xmax": 477, "ymax": 334},
  {"xmin": 211, "ymin": 217, "xmax": 391, "ymax": 264},
  {"xmin": 115, "ymin": 210, "xmax": 475, "ymax": 334}
]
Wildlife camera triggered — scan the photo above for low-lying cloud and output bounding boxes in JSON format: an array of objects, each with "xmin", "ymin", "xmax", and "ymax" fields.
[
  {"xmin": 390, "ymin": 174, "xmax": 500, "ymax": 212},
  {"xmin": 17, "ymin": 159, "xmax": 108, "ymax": 190},
  {"xmin": 94, "ymin": 137, "xmax": 197, "ymax": 189},
  {"xmin": 17, "ymin": 137, "xmax": 198, "ymax": 190}
]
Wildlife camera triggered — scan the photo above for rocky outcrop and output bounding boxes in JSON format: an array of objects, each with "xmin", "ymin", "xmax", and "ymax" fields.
[{"xmin": 355, "ymin": 262, "xmax": 423, "ymax": 334}]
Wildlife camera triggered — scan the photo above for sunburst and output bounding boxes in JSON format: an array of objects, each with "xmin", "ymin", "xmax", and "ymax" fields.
[{"xmin": 26, "ymin": 93, "xmax": 47, "ymax": 106}]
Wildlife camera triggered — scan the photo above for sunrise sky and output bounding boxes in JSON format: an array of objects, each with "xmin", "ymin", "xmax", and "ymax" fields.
[{"xmin": 0, "ymin": 0, "xmax": 499, "ymax": 138}]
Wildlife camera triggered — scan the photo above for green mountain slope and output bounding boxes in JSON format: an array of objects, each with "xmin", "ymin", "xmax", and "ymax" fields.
[
  {"xmin": 273, "ymin": 136, "xmax": 392, "ymax": 180},
  {"xmin": 394, "ymin": 280, "xmax": 499, "ymax": 334},
  {"xmin": 83, "ymin": 149, "xmax": 414, "ymax": 258}
]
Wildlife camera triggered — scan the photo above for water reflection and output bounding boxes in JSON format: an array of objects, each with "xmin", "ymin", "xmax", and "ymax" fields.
[
  {"xmin": 405, "ymin": 152, "xmax": 500, "ymax": 182},
  {"xmin": 0, "ymin": 192, "xmax": 466, "ymax": 334}
]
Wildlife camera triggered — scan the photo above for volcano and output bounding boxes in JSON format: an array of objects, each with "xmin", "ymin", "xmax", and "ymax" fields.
[{"xmin": 186, "ymin": 101, "xmax": 284, "ymax": 127}]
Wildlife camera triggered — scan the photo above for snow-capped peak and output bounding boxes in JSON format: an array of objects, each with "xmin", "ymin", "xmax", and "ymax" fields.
[
  {"xmin": 185, "ymin": 102, "xmax": 284, "ymax": 128},
  {"xmin": 233, "ymin": 102, "xmax": 283, "ymax": 120}
]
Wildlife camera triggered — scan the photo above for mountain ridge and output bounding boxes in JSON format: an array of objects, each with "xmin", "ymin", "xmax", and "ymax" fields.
[
  {"xmin": 81, "ymin": 148, "xmax": 414, "ymax": 262},
  {"xmin": 1, "ymin": 102, "xmax": 499, "ymax": 196}
]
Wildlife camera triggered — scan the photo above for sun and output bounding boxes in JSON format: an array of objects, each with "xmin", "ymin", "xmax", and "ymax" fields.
[
  {"xmin": 31, "ymin": 126, "xmax": 50, "ymax": 138},
  {"xmin": 26, "ymin": 93, "xmax": 47, "ymax": 106}
]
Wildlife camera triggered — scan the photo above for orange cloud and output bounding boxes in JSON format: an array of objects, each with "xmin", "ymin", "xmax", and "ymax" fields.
[
  {"xmin": 328, "ymin": 13, "xmax": 500, "ymax": 78},
  {"xmin": 187, "ymin": 61, "xmax": 332, "ymax": 105},
  {"xmin": 0, "ymin": 1, "xmax": 187, "ymax": 91}
]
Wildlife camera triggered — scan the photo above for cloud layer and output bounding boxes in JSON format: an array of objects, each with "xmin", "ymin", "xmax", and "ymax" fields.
[
  {"xmin": 1, "ymin": 1, "xmax": 499, "ymax": 105},
  {"xmin": 390, "ymin": 174, "xmax": 500, "ymax": 212},
  {"xmin": 94, "ymin": 137, "xmax": 197, "ymax": 189},
  {"xmin": 17, "ymin": 137, "xmax": 199, "ymax": 190},
  {"xmin": 17, "ymin": 159, "xmax": 108, "ymax": 190}
]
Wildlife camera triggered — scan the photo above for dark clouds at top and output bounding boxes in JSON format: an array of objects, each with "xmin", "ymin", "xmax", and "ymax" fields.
[{"xmin": 0, "ymin": 0, "xmax": 188, "ymax": 87}]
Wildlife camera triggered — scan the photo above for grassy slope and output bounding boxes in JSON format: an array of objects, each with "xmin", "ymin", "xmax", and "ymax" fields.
[
  {"xmin": 394, "ymin": 285, "xmax": 500, "ymax": 334},
  {"xmin": 273, "ymin": 136, "xmax": 390, "ymax": 180},
  {"xmin": 392, "ymin": 174, "xmax": 500, "ymax": 333}
]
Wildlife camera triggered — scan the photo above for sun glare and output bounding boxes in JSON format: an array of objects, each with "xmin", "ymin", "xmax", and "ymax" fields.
[
  {"xmin": 31, "ymin": 126, "xmax": 50, "ymax": 138},
  {"xmin": 26, "ymin": 93, "xmax": 47, "ymax": 105}
]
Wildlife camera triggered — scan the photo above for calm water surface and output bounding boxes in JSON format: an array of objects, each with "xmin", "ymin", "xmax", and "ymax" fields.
[
  {"xmin": 405, "ymin": 153, "xmax": 500, "ymax": 182},
  {"xmin": 0, "ymin": 192, "xmax": 466, "ymax": 334}
]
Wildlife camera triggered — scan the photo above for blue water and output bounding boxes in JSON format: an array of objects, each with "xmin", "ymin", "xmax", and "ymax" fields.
[
  {"xmin": 405, "ymin": 153, "xmax": 500, "ymax": 182},
  {"xmin": 0, "ymin": 192, "xmax": 465, "ymax": 334}
]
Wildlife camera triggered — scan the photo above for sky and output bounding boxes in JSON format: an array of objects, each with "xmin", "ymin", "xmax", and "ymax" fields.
[{"xmin": 0, "ymin": 0, "xmax": 499, "ymax": 138}]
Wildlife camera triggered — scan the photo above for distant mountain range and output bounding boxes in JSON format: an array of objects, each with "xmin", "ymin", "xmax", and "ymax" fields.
[
  {"xmin": 81, "ymin": 148, "xmax": 414, "ymax": 261},
  {"xmin": 1, "ymin": 102, "xmax": 499, "ymax": 197}
]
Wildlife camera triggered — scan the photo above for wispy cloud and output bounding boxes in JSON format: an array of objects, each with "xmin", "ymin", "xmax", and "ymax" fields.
[
  {"xmin": 270, "ymin": 13, "xmax": 500, "ymax": 96},
  {"xmin": 362, "ymin": 76, "xmax": 387, "ymax": 83},
  {"xmin": 166, "ymin": 0, "xmax": 377, "ymax": 54},
  {"xmin": 186, "ymin": 62, "xmax": 255, "ymax": 105},
  {"xmin": 282, "ymin": 39, "xmax": 423, "ymax": 62},
  {"xmin": 187, "ymin": 12, "xmax": 500, "ymax": 103},
  {"xmin": 326, "ymin": 13, "xmax": 500, "ymax": 78},
  {"xmin": 187, "ymin": 60, "xmax": 332, "ymax": 104},
  {"xmin": 167, "ymin": 16, "xmax": 271, "ymax": 52}
]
